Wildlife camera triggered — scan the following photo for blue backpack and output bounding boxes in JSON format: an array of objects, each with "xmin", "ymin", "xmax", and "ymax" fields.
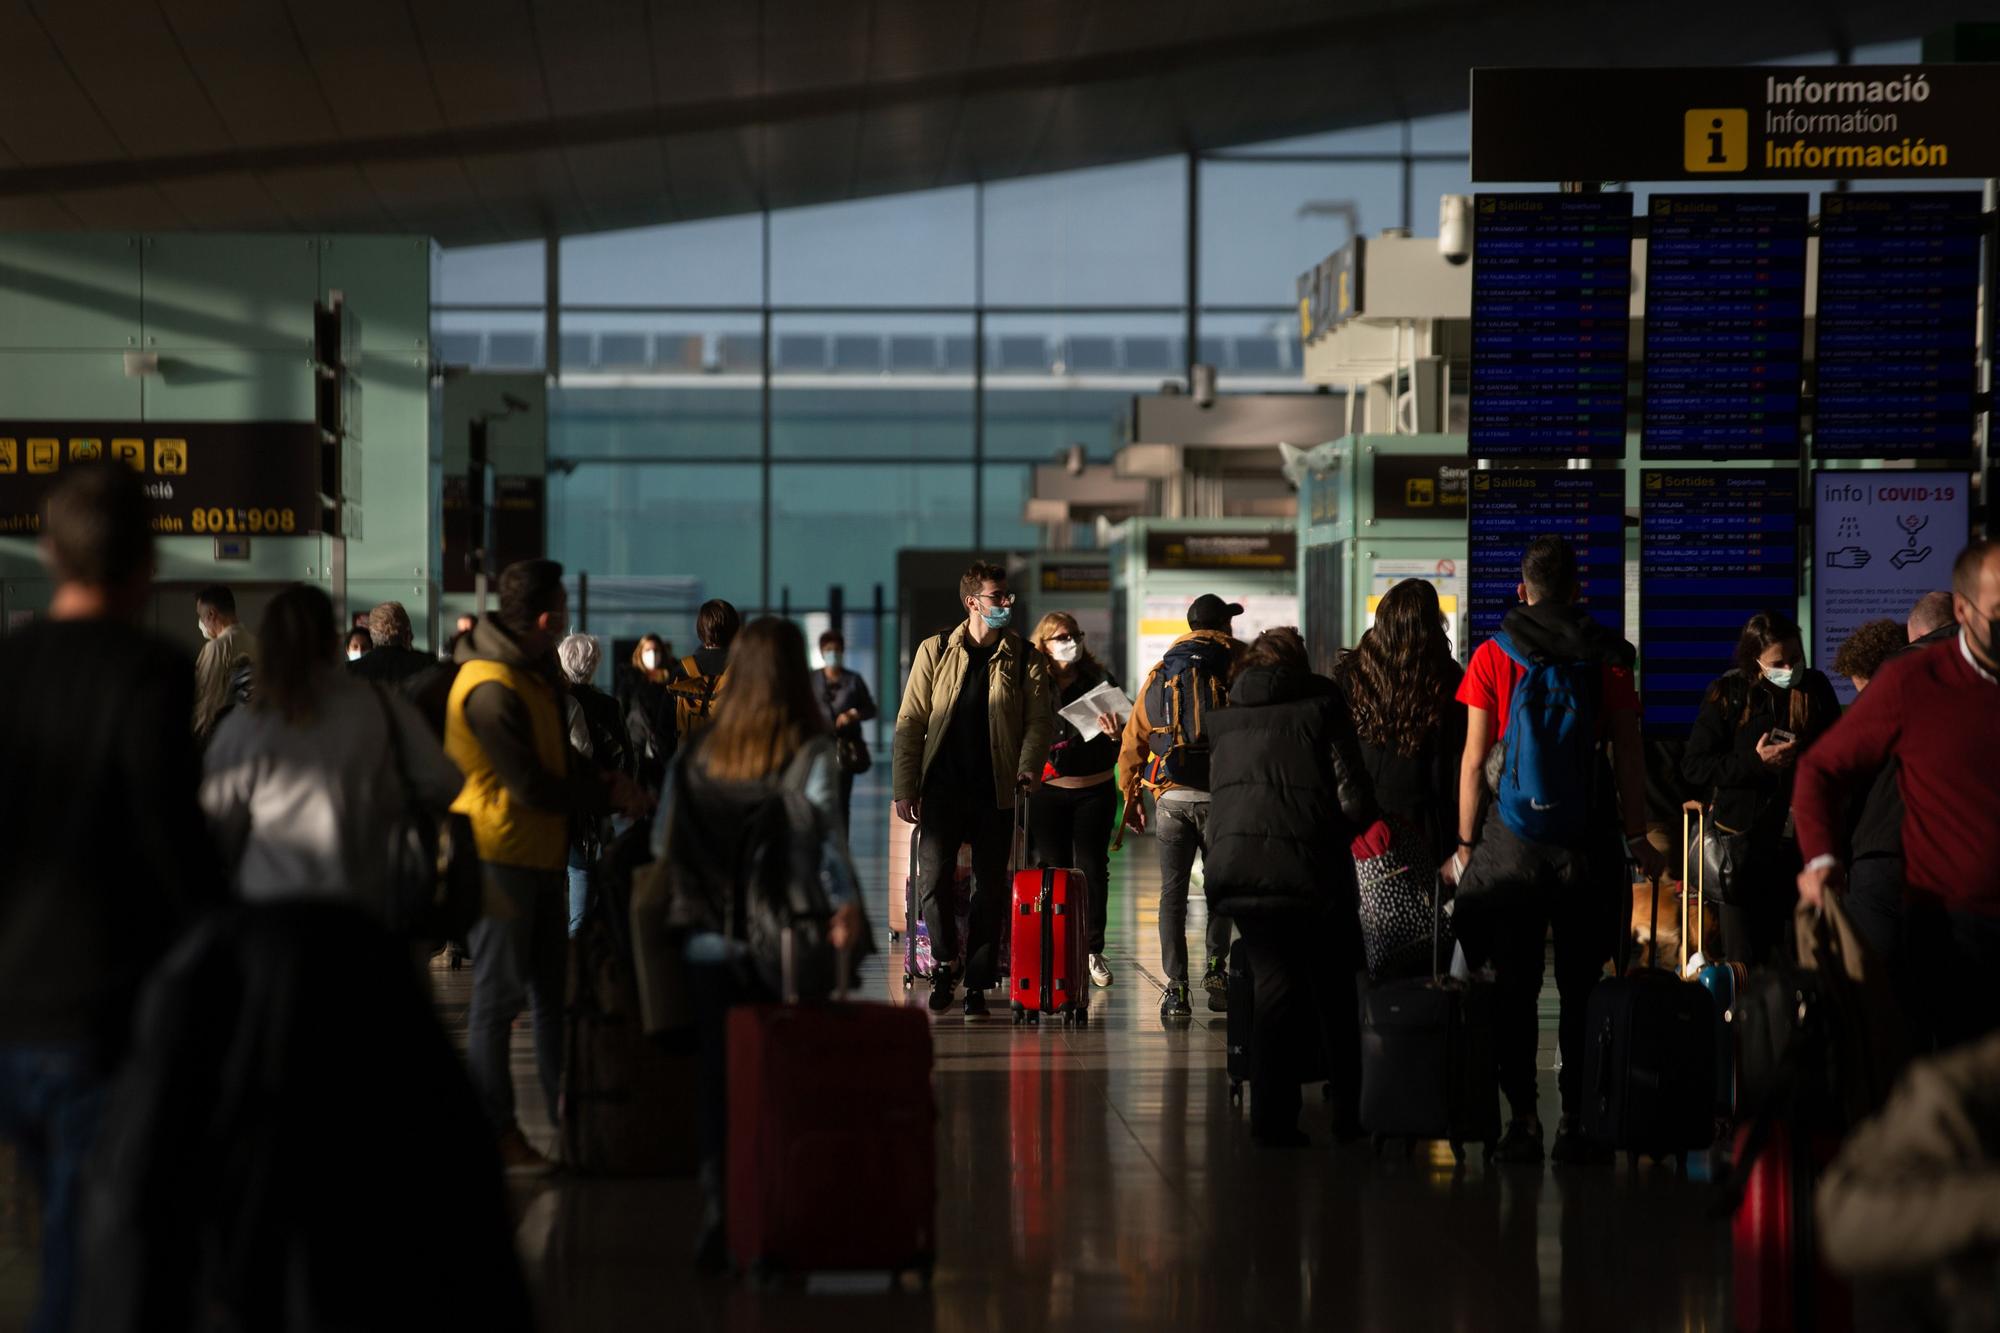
[{"xmin": 1492, "ymin": 632, "xmax": 1602, "ymax": 844}]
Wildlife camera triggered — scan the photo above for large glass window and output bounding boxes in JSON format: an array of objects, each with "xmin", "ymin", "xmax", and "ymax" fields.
[
  {"xmin": 560, "ymin": 216, "xmax": 763, "ymax": 307},
  {"xmin": 437, "ymin": 240, "xmax": 544, "ymax": 305},
  {"xmin": 771, "ymin": 314, "xmax": 974, "ymax": 459},
  {"xmin": 983, "ymin": 157, "xmax": 1188, "ymax": 306},
  {"xmin": 1200, "ymin": 160, "xmax": 1403, "ymax": 306},
  {"xmin": 771, "ymin": 188, "xmax": 976, "ymax": 307},
  {"xmin": 769, "ymin": 464, "xmax": 976, "ymax": 601},
  {"xmin": 434, "ymin": 310, "xmax": 544, "ymax": 370},
  {"xmin": 549, "ymin": 462, "xmax": 763, "ymax": 597},
  {"xmin": 550, "ymin": 384, "xmax": 761, "ymax": 461}
]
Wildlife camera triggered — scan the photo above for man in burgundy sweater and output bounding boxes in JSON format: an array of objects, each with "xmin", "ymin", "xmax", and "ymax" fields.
[{"xmin": 1794, "ymin": 540, "xmax": 2000, "ymax": 1049}]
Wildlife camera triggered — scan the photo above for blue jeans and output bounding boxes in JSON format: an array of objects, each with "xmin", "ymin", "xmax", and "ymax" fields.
[
  {"xmin": 567, "ymin": 859, "xmax": 592, "ymax": 936},
  {"xmin": 0, "ymin": 1043, "xmax": 107, "ymax": 1333},
  {"xmin": 466, "ymin": 865, "xmax": 567, "ymax": 1133}
]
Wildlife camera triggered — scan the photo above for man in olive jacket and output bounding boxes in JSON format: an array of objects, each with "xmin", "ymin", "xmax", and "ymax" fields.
[{"xmin": 893, "ymin": 561, "xmax": 1053, "ymax": 1015}]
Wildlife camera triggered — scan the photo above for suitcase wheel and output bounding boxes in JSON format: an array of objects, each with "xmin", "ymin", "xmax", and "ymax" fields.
[
  {"xmin": 889, "ymin": 929, "xmax": 900, "ymax": 943},
  {"xmin": 1011, "ymin": 1009, "xmax": 1024, "ymax": 1027},
  {"xmin": 902, "ymin": 972, "xmax": 913, "ymax": 990}
]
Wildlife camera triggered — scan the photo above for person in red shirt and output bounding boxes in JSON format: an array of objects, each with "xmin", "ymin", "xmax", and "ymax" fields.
[
  {"xmin": 1446, "ymin": 536, "xmax": 1665, "ymax": 1166},
  {"xmin": 1794, "ymin": 541, "xmax": 2000, "ymax": 1051}
]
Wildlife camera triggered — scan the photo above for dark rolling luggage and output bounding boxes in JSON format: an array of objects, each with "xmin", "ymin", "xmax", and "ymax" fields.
[
  {"xmin": 726, "ymin": 945, "xmax": 936, "ymax": 1283},
  {"xmin": 1010, "ymin": 807, "xmax": 1088, "ymax": 1028},
  {"xmin": 1357, "ymin": 877, "xmax": 1500, "ymax": 1162},
  {"xmin": 1225, "ymin": 937, "xmax": 1329, "ymax": 1104},
  {"xmin": 1580, "ymin": 862, "xmax": 1716, "ymax": 1163}
]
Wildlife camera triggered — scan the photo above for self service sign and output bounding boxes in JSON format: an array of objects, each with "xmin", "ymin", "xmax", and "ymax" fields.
[
  {"xmin": 1813, "ymin": 471, "xmax": 1970, "ymax": 705},
  {"xmin": 1472, "ymin": 66, "xmax": 2000, "ymax": 181}
]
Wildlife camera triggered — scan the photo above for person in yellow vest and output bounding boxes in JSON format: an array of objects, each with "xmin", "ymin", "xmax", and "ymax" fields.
[{"xmin": 446, "ymin": 558, "xmax": 649, "ymax": 1173}]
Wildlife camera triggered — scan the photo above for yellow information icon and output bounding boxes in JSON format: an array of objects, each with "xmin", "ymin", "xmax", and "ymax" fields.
[
  {"xmin": 27, "ymin": 439, "xmax": 58, "ymax": 474},
  {"xmin": 0, "ymin": 439, "xmax": 15, "ymax": 474},
  {"xmin": 154, "ymin": 438, "xmax": 188, "ymax": 475},
  {"xmin": 1684, "ymin": 108, "xmax": 1748, "ymax": 172},
  {"xmin": 111, "ymin": 439, "xmax": 145, "ymax": 470},
  {"xmin": 69, "ymin": 438, "xmax": 102, "ymax": 462}
]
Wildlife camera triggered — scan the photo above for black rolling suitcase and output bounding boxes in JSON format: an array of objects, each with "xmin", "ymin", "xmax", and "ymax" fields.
[
  {"xmin": 1580, "ymin": 865, "xmax": 1717, "ymax": 1164},
  {"xmin": 1224, "ymin": 938, "xmax": 1326, "ymax": 1104},
  {"xmin": 1357, "ymin": 880, "xmax": 1500, "ymax": 1162}
]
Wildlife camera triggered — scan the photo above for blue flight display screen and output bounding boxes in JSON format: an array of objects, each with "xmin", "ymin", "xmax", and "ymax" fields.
[
  {"xmin": 1640, "ymin": 470, "xmax": 1800, "ymax": 737},
  {"xmin": 1813, "ymin": 191, "xmax": 1982, "ymax": 460},
  {"xmin": 1642, "ymin": 194, "xmax": 1807, "ymax": 460},
  {"xmin": 1467, "ymin": 469, "xmax": 1626, "ymax": 651},
  {"xmin": 1470, "ymin": 193, "xmax": 1634, "ymax": 459}
]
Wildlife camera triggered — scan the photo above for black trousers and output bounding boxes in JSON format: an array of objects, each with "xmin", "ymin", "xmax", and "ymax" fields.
[
  {"xmin": 915, "ymin": 783, "xmax": 1015, "ymax": 990},
  {"xmin": 1714, "ymin": 834, "xmax": 1802, "ymax": 968},
  {"xmin": 836, "ymin": 770, "xmax": 856, "ymax": 842},
  {"xmin": 1904, "ymin": 899, "xmax": 2000, "ymax": 1054},
  {"xmin": 1455, "ymin": 811, "xmax": 1619, "ymax": 1122},
  {"xmin": 1233, "ymin": 910, "xmax": 1361, "ymax": 1138},
  {"xmin": 1027, "ymin": 780, "xmax": 1116, "ymax": 957}
]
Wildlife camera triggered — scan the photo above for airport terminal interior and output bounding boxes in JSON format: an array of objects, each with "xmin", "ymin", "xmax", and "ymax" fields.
[{"xmin": 2, "ymin": 3, "xmax": 1999, "ymax": 1330}]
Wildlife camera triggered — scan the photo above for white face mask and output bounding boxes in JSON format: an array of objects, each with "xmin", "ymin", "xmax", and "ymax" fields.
[
  {"xmin": 347, "ymin": 648, "xmax": 364, "ymax": 663},
  {"xmin": 641, "ymin": 649, "xmax": 660, "ymax": 671},
  {"xmin": 822, "ymin": 651, "xmax": 843, "ymax": 671},
  {"xmin": 197, "ymin": 617, "xmax": 214, "ymax": 642},
  {"xmin": 1048, "ymin": 640, "xmax": 1081, "ymax": 665}
]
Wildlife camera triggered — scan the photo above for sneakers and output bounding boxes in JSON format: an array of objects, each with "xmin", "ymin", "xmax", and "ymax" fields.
[
  {"xmin": 962, "ymin": 989, "xmax": 990, "ymax": 1018},
  {"xmin": 1202, "ymin": 956, "xmax": 1228, "ymax": 1012},
  {"xmin": 1551, "ymin": 1116, "xmax": 1612, "ymax": 1166},
  {"xmin": 496, "ymin": 1124, "xmax": 554, "ymax": 1176},
  {"xmin": 1491, "ymin": 1117, "xmax": 1546, "ymax": 1165},
  {"xmin": 1088, "ymin": 953, "xmax": 1114, "ymax": 988},
  {"xmin": 927, "ymin": 964, "xmax": 958, "ymax": 1014},
  {"xmin": 1160, "ymin": 983, "xmax": 1193, "ymax": 1021}
]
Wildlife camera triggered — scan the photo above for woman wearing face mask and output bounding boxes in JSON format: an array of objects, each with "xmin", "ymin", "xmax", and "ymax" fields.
[
  {"xmin": 1682, "ymin": 611, "xmax": 1841, "ymax": 965},
  {"xmin": 345, "ymin": 627, "xmax": 372, "ymax": 663},
  {"xmin": 625, "ymin": 633, "xmax": 674, "ymax": 795},
  {"xmin": 1028, "ymin": 612, "xmax": 1123, "ymax": 990},
  {"xmin": 814, "ymin": 630, "xmax": 878, "ymax": 834}
]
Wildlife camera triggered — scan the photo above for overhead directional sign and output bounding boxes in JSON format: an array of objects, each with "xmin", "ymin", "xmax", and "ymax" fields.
[{"xmin": 1473, "ymin": 66, "xmax": 2000, "ymax": 181}]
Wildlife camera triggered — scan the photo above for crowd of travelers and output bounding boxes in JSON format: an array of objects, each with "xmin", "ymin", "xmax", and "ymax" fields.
[{"xmin": 4, "ymin": 460, "xmax": 1998, "ymax": 1327}]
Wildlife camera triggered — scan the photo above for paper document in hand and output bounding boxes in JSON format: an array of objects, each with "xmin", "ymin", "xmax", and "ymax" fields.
[{"xmin": 1057, "ymin": 681, "xmax": 1132, "ymax": 733}]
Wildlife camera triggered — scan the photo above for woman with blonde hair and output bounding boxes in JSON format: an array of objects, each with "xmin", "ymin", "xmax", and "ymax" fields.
[
  {"xmin": 640, "ymin": 615, "xmax": 865, "ymax": 1270},
  {"xmin": 1028, "ymin": 611, "xmax": 1124, "ymax": 990}
]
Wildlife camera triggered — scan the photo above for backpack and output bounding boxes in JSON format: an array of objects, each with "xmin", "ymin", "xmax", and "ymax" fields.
[
  {"xmin": 1141, "ymin": 646, "xmax": 1231, "ymax": 792},
  {"xmin": 726, "ymin": 744, "xmax": 841, "ymax": 999},
  {"xmin": 667, "ymin": 655, "xmax": 726, "ymax": 740},
  {"xmin": 1491, "ymin": 631, "xmax": 1602, "ymax": 844}
]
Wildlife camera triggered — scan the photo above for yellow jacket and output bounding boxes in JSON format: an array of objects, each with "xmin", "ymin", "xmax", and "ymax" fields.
[
  {"xmin": 892, "ymin": 625, "xmax": 1052, "ymax": 810},
  {"xmin": 445, "ymin": 658, "xmax": 569, "ymax": 870}
]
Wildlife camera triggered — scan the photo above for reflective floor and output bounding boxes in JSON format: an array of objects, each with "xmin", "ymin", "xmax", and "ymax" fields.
[{"xmin": 0, "ymin": 770, "xmax": 1736, "ymax": 1331}]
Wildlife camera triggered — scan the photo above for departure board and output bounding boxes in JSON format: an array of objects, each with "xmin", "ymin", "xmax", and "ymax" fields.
[
  {"xmin": 1641, "ymin": 194, "xmax": 1807, "ymax": 460},
  {"xmin": 1467, "ymin": 469, "xmax": 1627, "ymax": 650},
  {"xmin": 1639, "ymin": 470, "xmax": 1801, "ymax": 736},
  {"xmin": 1469, "ymin": 193, "xmax": 1634, "ymax": 459},
  {"xmin": 1813, "ymin": 191, "xmax": 1983, "ymax": 460}
]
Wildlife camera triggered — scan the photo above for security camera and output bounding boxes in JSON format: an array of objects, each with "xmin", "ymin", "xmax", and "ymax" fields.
[
  {"xmin": 1190, "ymin": 362, "xmax": 1217, "ymax": 408},
  {"xmin": 1439, "ymin": 195, "xmax": 1472, "ymax": 266}
]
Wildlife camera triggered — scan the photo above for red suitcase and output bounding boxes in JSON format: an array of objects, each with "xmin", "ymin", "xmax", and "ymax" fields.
[
  {"xmin": 726, "ymin": 995, "xmax": 936, "ymax": 1282},
  {"xmin": 1732, "ymin": 1119, "xmax": 1852, "ymax": 1333},
  {"xmin": 1009, "ymin": 802, "xmax": 1089, "ymax": 1028}
]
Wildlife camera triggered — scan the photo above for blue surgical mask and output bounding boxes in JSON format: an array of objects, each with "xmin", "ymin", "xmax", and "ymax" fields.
[
  {"xmin": 981, "ymin": 606, "xmax": 1012, "ymax": 630},
  {"xmin": 1763, "ymin": 667, "xmax": 1796, "ymax": 691},
  {"xmin": 822, "ymin": 651, "xmax": 843, "ymax": 671}
]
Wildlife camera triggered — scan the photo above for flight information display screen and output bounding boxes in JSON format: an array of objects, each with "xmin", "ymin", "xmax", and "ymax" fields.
[
  {"xmin": 1813, "ymin": 191, "xmax": 1983, "ymax": 460},
  {"xmin": 1639, "ymin": 470, "xmax": 1801, "ymax": 736},
  {"xmin": 1467, "ymin": 469, "xmax": 1627, "ymax": 651},
  {"xmin": 1469, "ymin": 193, "xmax": 1634, "ymax": 459},
  {"xmin": 1641, "ymin": 193, "xmax": 1807, "ymax": 460}
]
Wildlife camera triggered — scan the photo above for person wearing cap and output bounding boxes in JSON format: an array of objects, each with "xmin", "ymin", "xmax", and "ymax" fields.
[{"xmin": 1118, "ymin": 594, "xmax": 1243, "ymax": 1021}]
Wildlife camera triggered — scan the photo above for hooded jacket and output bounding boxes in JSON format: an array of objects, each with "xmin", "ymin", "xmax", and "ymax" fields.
[
  {"xmin": 1202, "ymin": 664, "xmax": 1376, "ymax": 918},
  {"xmin": 1115, "ymin": 629, "xmax": 1238, "ymax": 800}
]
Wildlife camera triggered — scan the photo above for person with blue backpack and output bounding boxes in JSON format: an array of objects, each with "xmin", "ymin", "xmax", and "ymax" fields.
[
  {"xmin": 1117, "ymin": 594, "xmax": 1243, "ymax": 1021},
  {"xmin": 1446, "ymin": 537, "xmax": 1666, "ymax": 1165}
]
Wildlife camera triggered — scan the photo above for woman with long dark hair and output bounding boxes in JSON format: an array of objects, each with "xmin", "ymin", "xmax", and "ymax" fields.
[
  {"xmin": 624, "ymin": 632, "xmax": 675, "ymax": 793},
  {"xmin": 1333, "ymin": 579, "xmax": 1468, "ymax": 979},
  {"xmin": 1682, "ymin": 611, "xmax": 1841, "ymax": 964},
  {"xmin": 637, "ymin": 615, "xmax": 866, "ymax": 1269},
  {"xmin": 201, "ymin": 583, "xmax": 462, "ymax": 911},
  {"xmin": 1028, "ymin": 611, "xmax": 1124, "ymax": 990}
]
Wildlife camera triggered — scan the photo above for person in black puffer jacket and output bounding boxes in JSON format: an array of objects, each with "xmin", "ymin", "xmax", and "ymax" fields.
[{"xmin": 1205, "ymin": 626, "xmax": 1376, "ymax": 1147}]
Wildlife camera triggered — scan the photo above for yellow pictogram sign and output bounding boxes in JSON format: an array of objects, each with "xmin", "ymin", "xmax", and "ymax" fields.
[
  {"xmin": 1684, "ymin": 108, "xmax": 1748, "ymax": 172},
  {"xmin": 0, "ymin": 439, "xmax": 15, "ymax": 474},
  {"xmin": 154, "ymin": 438, "xmax": 188, "ymax": 475},
  {"xmin": 26, "ymin": 439, "xmax": 58, "ymax": 474},
  {"xmin": 111, "ymin": 439, "xmax": 145, "ymax": 470},
  {"xmin": 68, "ymin": 438, "xmax": 101, "ymax": 462}
]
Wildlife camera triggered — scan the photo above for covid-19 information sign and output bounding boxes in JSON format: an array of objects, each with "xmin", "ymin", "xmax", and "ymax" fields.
[{"xmin": 1813, "ymin": 471, "xmax": 1969, "ymax": 703}]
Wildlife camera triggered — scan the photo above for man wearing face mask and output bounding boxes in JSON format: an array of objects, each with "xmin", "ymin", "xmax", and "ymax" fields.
[
  {"xmin": 1796, "ymin": 541, "xmax": 2000, "ymax": 1051},
  {"xmin": 893, "ymin": 561, "xmax": 1053, "ymax": 1015},
  {"xmin": 1681, "ymin": 611, "xmax": 1841, "ymax": 965},
  {"xmin": 193, "ymin": 584, "xmax": 256, "ymax": 746},
  {"xmin": 814, "ymin": 629, "xmax": 877, "ymax": 837}
]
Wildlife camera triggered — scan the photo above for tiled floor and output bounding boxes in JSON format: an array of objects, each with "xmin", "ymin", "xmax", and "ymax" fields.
[{"xmin": 0, "ymin": 771, "xmax": 1734, "ymax": 1331}]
